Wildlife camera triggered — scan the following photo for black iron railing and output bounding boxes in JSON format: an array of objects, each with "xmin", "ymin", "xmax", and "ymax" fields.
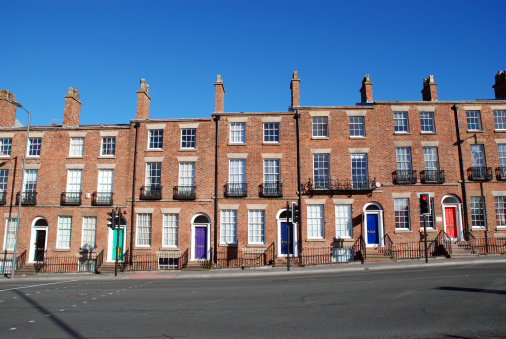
[
  {"xmin": 16, "ymin": 192, "xmax": 37, "ymax": 205},
  {"xmin": 495, "ymin": 167, "xmax": 506, "ymax": 180},
  {"xmin": 91, "ymin": 192, "xmax": 113, "ymax": 206},
  {"xmin": 300, "ymin": 178, "xmax": 376, "ymax": 196},
  {"xmin": 140, "ymin": 186, "xmax": 162, "ymax": 200},
  {"xmin": 0, "ymin": 192, "xmax": 6, "ymax": 205},
  {"xmin": 259, "ymin": 182, "xmax": 283, "ymax": 197},
  {"xmin": 60, "ymin": 192, "xmax": 82, "ymax": 206},
  {"xmin": 393, "ymin": 170, "xmax": 417, "ymax": 184},
  {"xmin": 420, "ymin": 170, "xmax": 445, "ymax": 184},
  {"xmin": 352, "ymin": 235, "xmax": 366, "ymax": 262},
  {"xmin": 173, "ymin": 186, "xmax": 196, "ymax": 200},
  {"xmin": 225, "ymin": 183, "xmax": 247, "ymax": 197},
  {"xmin": 467, "ymin": 167, "xmax": 492, "ymax": 181}
]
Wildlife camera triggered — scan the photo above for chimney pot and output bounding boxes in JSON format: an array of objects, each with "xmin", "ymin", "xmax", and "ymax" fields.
[
  {"xmin": 63, "ymin": 87, "xmax": 82, "ymax": 127},
  {"xmin": 136, "ymin": 78, "xmax": 151, "ymax": 120},
  {"xmin": 0, "ymin": 90, "xmax": 17, "ymax": 127},
  {"xmin": 214, "ymin": 75, "xmax": 225, "ymax": 113},
  {"xmin": 290, "ymin": 71, "xmax": 300, "ymax": 108},
  {"xmin": 493, "ymin": 70, "xmax": 506, "ymax": 99},
  {"xmin": 359, "ymin": 74, "xmax": 373, "ymax": 103},
  {"xmin": 421, "ymin": 75, "xmax": 438, "ymax": 101}
]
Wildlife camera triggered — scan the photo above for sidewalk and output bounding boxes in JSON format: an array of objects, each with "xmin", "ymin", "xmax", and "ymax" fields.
[{"xmin": 2, "ymin": 254, "xmax": 505, "ymax": 282}]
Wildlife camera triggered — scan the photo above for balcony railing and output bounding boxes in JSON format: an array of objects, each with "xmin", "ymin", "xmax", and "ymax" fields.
[
  {"xmin": 496, "ymin": 167, "xmax": 506, "ymax": 180},
  {"xmin": 140, "ymin": 186, "xmax": 162, "ymax": 200},
  {"xmin": 225, "ymin": 183, "xmax": 247, "ymax": 197},
  {"xmin": 393, "ymin": 170, "xmax": 417, "ymax": 184},
  {"xmin": 0, "ymin": 192, "xmax": 6, "ymax": 205},
  {"xmin": 173, "ymin": 186, "xmax": 196, "ymax": 200},
  {"xmin": 259, "ymin": 182, "xmax": 283, "ymax": 197},
  {"xmin": 92, "ymin": 192, "xmax": 113, "ymax": 206},
  {"xmin": 16, "ymin": 192, "xmax": 37, "ymax": 205},
  {"xmin": 300, "ymin": 178, "xmax": 376, "ymax": 196},
  {"xmin": 420, "ymin": 170, "xmax": 445, "ymax": 184},
  {"xmin": 60, "ymin": 192, "xmax": 82, "ymax": 206},
  {"xmin": 467, "ymin": 167, "xmax": 492, "ymax": 181}
]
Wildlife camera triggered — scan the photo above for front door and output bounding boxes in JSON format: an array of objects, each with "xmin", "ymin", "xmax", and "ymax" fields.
[
  {"xmin": 366, "ymin": 214, "xmax": 379, "ymax": 245},
  {"xmin": 112, "ymin": 228, "xmax": 124, "ymax": 261},
  {"xmin": 34, "ymin": 230, "xmax": 46, "ymax": 262},
  {"xmin": 280, "ymin": 222, "xmax": 294, "ymax": 255},
  {"xmin": 195, "ymin": 227, "xmax": 207, "ymax": 259},
  {"xmin": 445, "ymin": 207, "xmax": 457, "ymax": 238}
]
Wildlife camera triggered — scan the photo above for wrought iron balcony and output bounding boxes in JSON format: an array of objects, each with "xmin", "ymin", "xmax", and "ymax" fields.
[
  {"xmin": 0, "ymin": 192, "xmax": 6, "ymax": 205},
  {"xmin": 16, "ymin": 192, "xmax": 37, "ymax": 205},
  {"xmin": 91, "ymin": 192, "xmax": 113, "ymax": 206},
  {"xmin": 140, "ymin": 186, "xmax": 162, "ymax": 200},
  {"xmin": 300, "ymin": 178, "xmax": 376, "ymax": 196},
  {"xmin": 467, "ymin": 167, "xmax": 492, "ymax": 181},
  {"xmin": 173, "ymin": 186, "xmax": 196, "ymax": 200},
  {"xmin": 259, "ymin": 182, "xmax": 283, "ymax": 197},
  {"xmin": 225, "ymin": 183, "xmax": 247, "ymax": 197},
  {"xmin": 393, "ymin": 170, "xmax": 417, "ymax": 184},
  {"xmin": 496, "ymin": 167, "xmax": 506, "ymax": 180},
  {"xmin": 60, "ymin": 192, "xmax": 82, "ymax": 206},
  {"xmin": 420, "ymin": 170, "xmax": 445, "ymax": 184}
]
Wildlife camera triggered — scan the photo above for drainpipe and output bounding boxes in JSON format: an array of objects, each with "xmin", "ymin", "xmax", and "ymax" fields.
[
  {"xmin": 453, "ymin": 104, "xmax": 470, "ymax": 239},
  {"xmin": 295, "ymin": 110, "xmax": 302, "ymax": 256},
  {"xmin": 213, "ymin": 115, "xmax": 220, "ymax": 264},
  {"xmin": 130, "ymin": 122, "xmax": 140, "ymax": 265}
]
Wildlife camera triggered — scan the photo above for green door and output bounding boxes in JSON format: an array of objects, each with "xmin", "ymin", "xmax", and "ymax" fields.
[{"xmin": 113, "ymin": 228, "xmax": 124, "ymax": 260}]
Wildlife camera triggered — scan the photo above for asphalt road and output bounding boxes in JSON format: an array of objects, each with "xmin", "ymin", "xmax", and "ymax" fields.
[{"xmin": 1, "ymin": 263, "xmax": 505, "ymax": 338}]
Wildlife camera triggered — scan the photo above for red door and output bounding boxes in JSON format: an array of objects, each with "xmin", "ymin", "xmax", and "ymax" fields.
[{"xmin": 445, "ymin": 207, "xmax": 457, "ymax": 238}]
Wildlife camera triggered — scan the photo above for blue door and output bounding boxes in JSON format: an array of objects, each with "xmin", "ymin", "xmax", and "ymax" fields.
[
  {"xmin": 280, "ymin": 222, "xmax": 294, "ymax": 255},
  {"xmin": 195, "ymin": 227, "xmax": 207, "ymax": 259},
  {"xmin": 366, "ymin": 214, "xmax": 379, "ymax": 245}
]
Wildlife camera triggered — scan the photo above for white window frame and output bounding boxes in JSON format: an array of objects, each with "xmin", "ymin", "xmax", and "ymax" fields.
[
  {"xmin": 313, "ymin": 154, "xmax": 330, "ymax": 189},
  {"xmin": 163, "ymin": 214, "xmax": 179, "ymax": 247},
  {"xmin": 495, "ymin": 196, "xmax": 506, "ymax": 228},
  {"xmin": 396, "ymin": 147, "xmax": 412, "ymax": 171},
  {"xmin": 335, "ymin": 205, "xmax": 352, "ymax": 238},
  {"xmin": 420, "ymin": 112, "xmax": 435, "ymax": 133},
  {"xmin": 0, "ymin": 169, "xmax": 8, "ymax": 193},
  {"xmin": 66, "ymin": 169, "xmax": 82, "ymax": 193},
  {"xmin": 349, "ymin": 116, "xmax": 365, "ymax": 137},
  {"xmin": 179, "ymin": 162, "xmax": 195, "ymax": 188},
  {"xmin": 393, "ymin": 112, "xmax": 409, "ymax": 133},
  {"xmin": 307, "ymin": 205, "xmax": 324, "ymax": 239},
  {"xmin": 23, "ymin": 169, "xmax": 38, "ymax": 192},
  {"xmin": 466, "ymin": 111, "xmax": 482, "ymax": 131},
  {"xmin": 0, "ymin": 138, "xmax": 12, "ymax": 156},
  {"xmin": 470, "ymin": 196, "xmax": 486, "ymax": 229},
  {"xmin": 145, "ymin": 162, "xmax": 161, "ymax": 187},
  {"xmin": 423, "ymin": 147, "xmax": 439, "ymax": 171},
  {"xmin": 263, "ymin": 159, "xmax": 280, "ymax": 184},
  {"xmin": 229, "ymin": 123, "xmax": 245, "ymax": 144},
  {"xmin": 28, "ymin": 138, "xmax": 41, "ymax": 156},
  {"xmin": 181, "ymin": 129, "xmax": 196, "ymax": 149},
  {"xmin": 101, "ymin": 137, "xmax": 116, "ymax": 156},
  {"xmin": 351, "ymin": 153, "xmax": 368, "ymax": 189},
  {"xmin": 4, "ymin": 218, "xmax": 17, "ymax": 251},
  {"xmin": 56, "ymin": 216, "xmax": 72, "ymax": 249},
  {"xmin": 312, "ymin": 117, "xmax": 328, "ymax": 138},
  {"xmin": 81, "ymin": 217, "xmax": 97, "ymax": 250},
  {"xmin": 494, "ymin": 110, "xmax": 506, "ymax": 131},
  {"xmin": 263, "ymin": 123, "xmax": 280, "ymax": 143},
  {"xmin": 136, "ymin": 214, "xmax": 152, "ymax": 247},
  {"xmin": 470, "ymin": 144, "xmax": 486, "ymax": 167},
  {"xmin": 148, "ymin": 129, "xmax": 163, "ymax": 149},
  {"xmin": 69, "ymin": 137, "xmax": 84, "ymax": 157},
  {"xmin": 248, "ymin": 210, "xmax": 265, "ymax": 244},
  {"xmin": 220, "ymin": 210, "xmax": 237, "ymax": 244},
  {"xmin": 394, "ymin": 198, "xmax": 410, "ymax": 230}
]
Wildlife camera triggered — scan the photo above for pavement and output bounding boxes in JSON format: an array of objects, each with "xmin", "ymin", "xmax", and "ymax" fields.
[{"xmin": 2, "ymin": 254, "xmax": 505, "ymax": 282}]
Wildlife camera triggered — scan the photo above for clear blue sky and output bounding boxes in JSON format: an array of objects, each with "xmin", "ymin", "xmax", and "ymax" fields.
[{"xmin": 2, "ymin": 0, "xmax": 505, "ymax": 126}]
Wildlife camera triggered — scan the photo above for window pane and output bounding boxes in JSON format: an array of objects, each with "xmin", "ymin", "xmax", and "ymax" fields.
[
  {"xmin": 471, "ymin": 197, "xmax": 486, "ymax": 228},
  {"xmin": 263, "ymin": 159, "xmax": 280, "ymax": 183},
  {"xmin": 0, "ymin": 170, "xmax": 8, "ymax": 192},
  {"xmin": 69, "ymin": 137, "xmax": 84, "ymax": 156},
  {"xmin": 494, "ymin": 110, "xmax": 506, "ymax": 130},
  {"xmin": 248, "ymin": 210, "xmax": 265, "ymax": 244},
  {"xmin": 98, "ymin": 170, "xmax": 114, "ymax": 192},
  {"xmin": 57, "ymin": 216, "xmax": 72, "ymax": 248},
  {"xmin": 466, "ymin": 111, "xmax": 482, "ymax": 131},
  {"xmin": 0, "ymin": 138, "xmax": 12, "ymax": 156},
  {"xmin": 420, "ymin": 112, "xmax": 435, "ymax": 132},
  {"xmin": 307, "ymin": 205, "xmax": 324, "ymax": 238},
  {"xmin": 179, "ymin": 162, "xmax": 195, "ymax": 187},
  {"xmin": 163, "ymin": 214, "xmax": 178, "ymax": 247},
  {"xmin": 263, "ymin": 123, "xmax": 280, "ymax": 142},
  {"xmin": 393, "ymin": 112, "xmax": 409, "ymax": 132},
  {"xmin": 349, "ymin": 116, "xmax": 365, "ymax": 137},
  {"xmin": 136, "ymin": 214, "xmax": 152, "ymax": 246},
  {"xmin": 181, "ymin": 129, "xmax": 196, "ymax": 148},
  {"xmin": 221, "ymin": 210, "xmax": 237, "ymax": 244},
  {"xmin": 394, "ymin": 198, "xmax": 410, "ymax": 229},
  {"xmin": 470, "ymin": 144, "xmax": 485, "ymax": 167},
  {"xmin": 498, "ymin": 145, "xmax": 506, "ymax": 168},
  {"xmin": 148, "ymin": 130, "xmax": 163, "ymax": 149},
  {"xmin": 230, "ymin": 123, "xmax": 245, "ymax": 143},
  {"xmin": 28, "ymin": 138, "xmax": 41, "ymax": 156},
  {"xmin": 351, "ymin": 154, "xmax": 368, "ymax": 188},
  {"xmin": 101, "ymin": 137, "xmax": 116, "ymax": 156},
  {"xmin": 82, "ymin": 217, "xmax": 97, "ymax": 249},
  {"xmin": 229, "ymin": 159, "xmax": 245, "ymax": 183},
  {"xmin": 23, "ymin": 169, "xmax": 38, "ymax": 192},
  {"xmin": 146, "ymin": 163, "xmax": 161, "ymax": 187},
  {"xmin": 335, "ymin": 205, "xmax": 352, "ymax": 238},
  {"xmin": 4, "ymin": 219, "xmax": 17, "ymax": 250},
  {"xmin": 423, "ymin": 147, "xmax": 439, "ymax": 170},
  {"xmin": 396, "ymin": 147, "xmax": 412, "ymax": 170},
  {"xmin": 495, "ymin": 197, "xmax": 506, "ymax": 227},
  {"xmin": 66, "ymin": 169, "xmax": 82, "ymax": 192},
  {"xmin": 312, "ymin": 117, "xmax": 328, "ymax": 137}
]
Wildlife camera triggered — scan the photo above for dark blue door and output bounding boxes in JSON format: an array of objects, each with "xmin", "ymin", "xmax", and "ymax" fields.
[
  {"xmin": 195, "ymin": 227, "xmax": 207, "ymax": 259},
  {"xmin": 366, "ymin": 214, "xmax": 379, "ymax": 245},
  {"xmin": 280, "ymin": 222, "xmax": 294, "ymax": 255}
]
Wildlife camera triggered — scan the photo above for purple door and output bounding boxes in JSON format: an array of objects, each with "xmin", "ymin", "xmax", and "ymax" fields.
[{"xmin": 195, "ymin": 227, "xmax": 207, "ymax": 259}]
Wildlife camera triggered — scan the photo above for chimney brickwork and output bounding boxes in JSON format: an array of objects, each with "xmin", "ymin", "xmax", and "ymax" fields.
[
  {"xmin": 290, "ymin": 71, "xmax": 300, "ymax": 108},
  {"xmin": 136, "ymin": 79, "xmax": 151, "ymax": 120},
  {"xmin": 62, "ymin": 87, "xmax": 82, "ymax": 127},
  {"xmin": 0, "ymin": 90, "xmax": 17, "ymax": 128},
  {"xmin": 214, "ymin": 75, "xmax": 225, "ymax": 113},
  {"xmin": 493, "ymin": 70, "xmax": 506, "ymax": 99},
  {"xmin": 421, "ymin": 75, "xmax": 438, "ymax": 101},
  {"xmin": 360, "ymin": 74, "xmax": 373, "ymax": 103}
]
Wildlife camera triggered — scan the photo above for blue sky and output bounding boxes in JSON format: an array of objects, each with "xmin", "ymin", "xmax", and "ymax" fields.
[{"xmin": 2, "ymin": 1, "xmax": 505, "ymax": 126}]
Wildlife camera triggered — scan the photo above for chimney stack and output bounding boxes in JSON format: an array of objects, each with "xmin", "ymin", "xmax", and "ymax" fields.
[
  {"xmin": 421, "ymin": 75, "xmax": 438, "ymax": 101},
  {"xmin": 214, "ymin": 75, "xmax": 225, "ymax": 113},
  {"xmin": 62, "ymin": 87, "xmax": 81, "ymax": 127},
  {"xmin": 0, "ymin": 90, "xmax": 17, "ymax": 128},
  {"xmin": 493, "ymin": 70, "xmax": 506, "ymax": 99},
  {"xmin": 360, "ymin": 74, "xmax": 373, "ymax": 103},
  {"xmin": 136, "ymin": 79, "xmax": 151, "ymax": 120},
  {"xmin": 290, "ymin": 71, "xmax": 300, "ymax": 108}
]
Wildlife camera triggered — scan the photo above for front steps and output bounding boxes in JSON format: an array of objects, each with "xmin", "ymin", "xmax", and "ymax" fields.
[
  {"xmin": 184, "ymin": 261, "xmax": 211, "ymax": 271},
  {"xmin": 450, "ymin": 241, "xmax": 479, "ymax": 258},
  {"xmin": 98, "ymin": 262, "xmax": 125, "ymax": 274},
  {"xmin": 15, "ymin": 264, "xmax": 37, "ymax": 276},
  {"xmin": 365, "ymin": 248, "xmax": 396, "ymax": 263}
]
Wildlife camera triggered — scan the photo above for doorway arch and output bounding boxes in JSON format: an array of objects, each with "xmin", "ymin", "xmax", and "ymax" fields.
[
  {"xmin": 28, "ymin": 217, "xmax": 48, "ymax": 263},
  {"xmin": 441, "ymin": 194, "xmax": 463, "ymax": 240},
  {"xmin": 363, "ymin": 202, "xmax": 384, "ymax": 247},
  {"xmin": 191, "ymin": 213, "xmax": 211, "ymax": 261},
  {"xmin": 276, "ymin": 208, "xmax": 298, "ymax": 257}
]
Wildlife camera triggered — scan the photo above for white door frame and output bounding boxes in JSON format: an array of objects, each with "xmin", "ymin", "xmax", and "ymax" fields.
[
  {"xmin": 276, "ymin": 208, "xmax": 298, "ymax": 257},
  {"xmin": 362, "ymin": 202, "xmax": 384, "ymax": 247},
  {"xmin": 190, "ymin": 213, "xmax": 211, "ymax": 261},
  {"xmin": 441, "ymin": 194, "xmax": 463, "ymax": 241},
  {"xmin": 28, "ymin": 217, "xmax": 48, "ymax": 263}
]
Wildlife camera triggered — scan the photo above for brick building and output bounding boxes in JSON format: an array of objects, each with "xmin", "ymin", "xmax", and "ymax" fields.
[{"xmin": 0, "ymin": 70, "xmax": 505, "ymax": 273}]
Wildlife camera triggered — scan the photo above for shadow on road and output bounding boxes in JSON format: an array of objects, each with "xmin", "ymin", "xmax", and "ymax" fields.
[{"xmin": 436, "ymin": 286, "xmax": 506, "ymax": 295}]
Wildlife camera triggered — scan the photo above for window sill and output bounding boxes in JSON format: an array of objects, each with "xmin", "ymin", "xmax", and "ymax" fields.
[
  {"xmin": 145, "ymin": 149, "xmax": 163, "ymax": 152},
  {"xmin": 228, "ymin": 143, "xmax": 246, "ymax": 146},
  {"xmin": 394, "ymin": 132, "xmax": 411, "ymax": 135},
  {"xmin": 26, "ymin": 156, "xmax": 41, "ymax": 159},
  {"xmin": 134, "ymin": 246, "xmax": 152, "ymax": 250},
  {"xmin": 472, "ymin": 226, "xmax": 487, "ymax": 230},
  {"xmin": 262, "ymin": 142, "xmax": 280, "ymax": 145},
  {"xmin": 98, "ymin": 155, "xmax": 115, "ymax": 159},
  {"xmin": 394, "ymin": 229, "xmax": 412, "ymax": 233},
  {"xmin": 419, "ymin": 228, "xmax": 437, "ymax": 233},
  {"xmin": 178, "ymin": 148, "xmax": 196, "ymax": 152},
  {"xmin": 312, "ymin": 137, "xmax": 329, "ymax": 140},
  {"xmin": 494, "ymin": 130, "xmax": 506, "ymax": 133},
  {"xmin": 54, "ymin": 248, "xmax": 71, "ymax": 252},
  {"xmin": 159, "ymin": 247, "xmax": 179, "ymax": 250},
  {"xmin": 246, "ymin": 244, "xmax": 266, "ymax": 248},
  {"xmin": 79, "ymin": 248, "xmax": 96, "ymax": 253},
  {"xmin": 420, "ymin": 132, "xmax": 437, "ymax": 135},
  {"xmin": 349, "ymin": 136, "xmax": 366, "ymax": 139},
  {"xmin": 306, "ymin": 238, "xmax": 325, "ymax": 242},
  {"xmin": 496, "ymin": 227, "xmax": 506, "ymax": 232},
  {"xmin": 219, "ymin": 243, "xmax": 237, "ymax": 247},
  {"xmin": 466, "ymin": 130, "xmax": 484, "ymax": 133},
  {"xmin": 0, "ymin": 155, "xmax": 11, "ymax": 158},
  {"xmin": 67, "ymin": 156, "xmax": 83, "ymax": 159}
]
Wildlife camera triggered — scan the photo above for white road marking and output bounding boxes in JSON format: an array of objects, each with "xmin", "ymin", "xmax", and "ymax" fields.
[{"xmin": 0, "ymin": 280, "xmax": 78, "ymax": 292}]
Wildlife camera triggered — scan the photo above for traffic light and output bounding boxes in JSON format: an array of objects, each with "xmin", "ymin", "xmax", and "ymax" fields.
[
  {"xmin": 292, "ymin": 202, "xmax": 301, "ymax": 224},
  {"xmin": 107, "ymin": 209, "xmax": 116, "ymax": 229},
  {"xmin": 420, "ymin": 193, "xmax": 431, "ymax": 215}
]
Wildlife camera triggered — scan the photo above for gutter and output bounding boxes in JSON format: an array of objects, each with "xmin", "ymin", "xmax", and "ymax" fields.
[
  {"xmin": 213, "ymin": 115, "xmax": 220, "ymax": 264},
  {"xmin": 453, "ymin": 104, "xmax": 470, "ymax": 239},
  {"xmin": 294, "ymin": 110, "xmax": 303, "ymax": 256},
  {"xmin": 130, "ymin": 122, "xmax": 140, "ymax": 264}
]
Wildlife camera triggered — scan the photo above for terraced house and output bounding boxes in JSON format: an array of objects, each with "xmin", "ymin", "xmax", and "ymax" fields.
[{"xmin": 1, "ymin": 70, "xmax": 505, "ymax": 274}]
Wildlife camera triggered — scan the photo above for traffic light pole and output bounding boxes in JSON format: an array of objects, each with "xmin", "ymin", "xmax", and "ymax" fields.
[
  {"xmin": 286, "ymin": 201, "xmax": 290, "ymax": 272},
  {"xmin": 115, "ymin": 208, "xmax": 121, "ymax": 277},
  {"xmin": 423, "ymin": 215, "xmax": 428, "ymax": 263}
]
